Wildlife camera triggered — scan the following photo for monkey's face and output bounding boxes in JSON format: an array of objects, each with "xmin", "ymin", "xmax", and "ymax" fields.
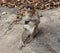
[
  {"xmin": 26, "ymin": 4, "xmax": 35, "ymax": 16},
  {"xmin": 27, "ymin": 8, "xmax": 34, "ymax": 16}
]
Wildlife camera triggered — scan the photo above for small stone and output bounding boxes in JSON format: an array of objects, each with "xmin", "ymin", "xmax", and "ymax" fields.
[
  {"xmin": 15, "ymin": 5, "xmax": 17, "ymax": 8},
  {"xmin": 2, "ymin": 11, "xmax": 7, "ymax": 15},
  {"xmin": 17, "ymin": 0, "xmax": 20, "ymax": 1}
]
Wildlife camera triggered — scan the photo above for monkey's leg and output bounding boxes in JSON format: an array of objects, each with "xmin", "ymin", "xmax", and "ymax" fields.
[
  {"xmin": 18, "ymin": 29, "xmax": 29, "ymax": 50},
  {"xmin": 18, "ymin": 29, "xmax": 26, "ymax": 50},
  {"xmin": 18, "ymin": 40, "xmax": 25, "ymax": 50}
]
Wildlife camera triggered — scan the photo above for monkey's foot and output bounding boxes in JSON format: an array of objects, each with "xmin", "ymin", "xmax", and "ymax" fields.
[{"xmin": 18, "ymin": 41, "xmax": 25, "ymax": 50}]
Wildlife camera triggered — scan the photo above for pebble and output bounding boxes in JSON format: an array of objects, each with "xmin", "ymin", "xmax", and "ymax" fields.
[{"xmin": 2, "ymin": 11, "xmax": 7, "ymax": 15}]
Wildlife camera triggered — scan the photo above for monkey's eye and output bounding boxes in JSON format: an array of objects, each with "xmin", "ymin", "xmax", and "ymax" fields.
[{"xmin": 25, "ymin": 20, "xmax": 30, "ymax": 24}]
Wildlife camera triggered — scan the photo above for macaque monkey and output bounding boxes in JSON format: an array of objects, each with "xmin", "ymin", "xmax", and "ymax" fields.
[{"xmin": 18, "ymin": 4, "xmax": 40, "ymax": 50}]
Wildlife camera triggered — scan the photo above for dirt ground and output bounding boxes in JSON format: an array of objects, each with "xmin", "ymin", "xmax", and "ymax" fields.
[{"xmin": 0, "ymin": 7, "xmax": 60, "ymax": 53}]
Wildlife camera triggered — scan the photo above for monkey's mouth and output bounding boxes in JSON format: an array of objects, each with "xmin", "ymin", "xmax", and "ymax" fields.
[{"xmin": 25, "ymin": 20, "xmax": 30, "ymax": 24}]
